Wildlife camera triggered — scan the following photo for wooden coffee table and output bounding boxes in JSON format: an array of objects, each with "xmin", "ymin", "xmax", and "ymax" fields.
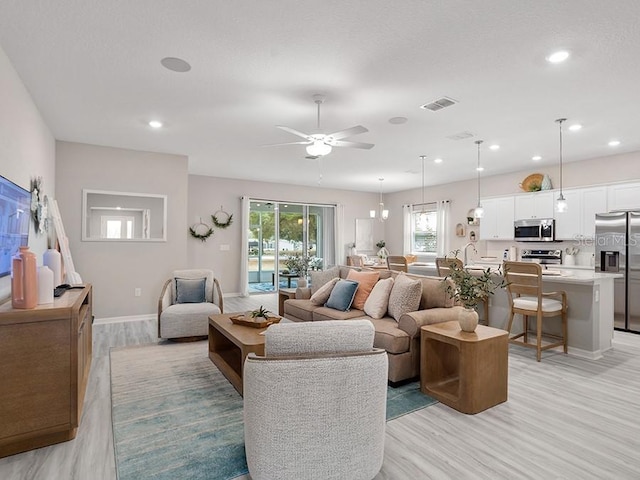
[
  {"xmin": 208, "ymin": 313, "xmax": 267, "ymax": 395},
  {"xmin": 420, "ymin": 321, "xmax": 508, "ymax": 414}
]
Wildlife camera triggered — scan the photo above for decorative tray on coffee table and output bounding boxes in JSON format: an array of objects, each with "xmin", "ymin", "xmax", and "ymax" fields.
[{"xmin": 229, "ymin": 314, "xmax": 281, "ymax": 328}]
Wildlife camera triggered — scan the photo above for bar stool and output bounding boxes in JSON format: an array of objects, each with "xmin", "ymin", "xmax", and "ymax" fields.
[
  {"xmin": 436, "ymin": 257, "xmax": 490, "ymax": 325},
  {"xmin": 503, "ymin": 261, "xmax": 568, "ymax": 361}
]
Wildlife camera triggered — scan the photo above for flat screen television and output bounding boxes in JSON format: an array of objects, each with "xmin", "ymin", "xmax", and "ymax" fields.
[{"xmin": 0, "ymin": 175, "xmax": 31, "ymax": 278}]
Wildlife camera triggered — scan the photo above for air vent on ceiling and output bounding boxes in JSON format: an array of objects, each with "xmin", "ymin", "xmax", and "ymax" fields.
[
  {"xmin": 447, "ymin": 131, "xmax": 474, "ymax": 141},
  {"xmin": 420, "ymin": 96, "xmax": 458, "ymax": 111}
]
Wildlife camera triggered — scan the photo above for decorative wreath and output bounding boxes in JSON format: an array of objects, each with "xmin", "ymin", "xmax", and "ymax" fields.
[
  {"xmin": 189, "ymin": 221, "xmax": 214, "ymax": 242},
  {"xmin": 211, "ymin": 206, "xmax": 233, "ymax": 229}
]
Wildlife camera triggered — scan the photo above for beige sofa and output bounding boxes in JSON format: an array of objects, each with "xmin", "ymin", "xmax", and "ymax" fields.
[{"xmin": 283, "ymin": 266, "xmax": 463, "ymax": 384}]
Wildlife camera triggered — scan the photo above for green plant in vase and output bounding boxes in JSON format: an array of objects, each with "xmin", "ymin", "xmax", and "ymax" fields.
[{"xmin": 441, "ymin": 251, "xmax": 506, "ymax": 332}]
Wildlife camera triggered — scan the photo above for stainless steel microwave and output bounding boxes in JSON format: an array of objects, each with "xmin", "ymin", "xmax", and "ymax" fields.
[{"xmin": 514, "ymin": 218, "xmax": 555, "ymax": 242}]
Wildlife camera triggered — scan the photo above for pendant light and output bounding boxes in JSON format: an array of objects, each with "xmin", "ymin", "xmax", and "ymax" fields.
[
  {"xmin": 555, "ymin": 118, "xmax": 568, "ymax": 213},
  {"xmin": 370, "ymin": 178, "xmax": 389, "ymax": 221},
  {"xmin": 474, "ymin": 140, "xmax": 484, "ymax": 218},
  {"xmin": 418, "ymin": 156, "xmax": 429, "ymax": 229}
]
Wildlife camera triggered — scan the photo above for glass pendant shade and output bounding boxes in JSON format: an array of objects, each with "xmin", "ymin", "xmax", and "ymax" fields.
[
  {"xmin": 371, "ymin": 178, "xmax": 388, "ymax": 221},
  {"xmin": 556, "ymin": 193, "xmax": 568, "ymax": 213},
  {"xmin": 474, "ymin": 204, "xmax": 485, "ymax": 218},
  {"xmin": 474, "ymin": 141, "xmax": 484, "ymax": 219}
]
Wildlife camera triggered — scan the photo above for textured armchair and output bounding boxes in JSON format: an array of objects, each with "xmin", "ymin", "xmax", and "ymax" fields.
[
  {"xmin": 157, "ymin": 269, "xmax": 223, "ymax": 339},
  {"xmin": 243, "ymin": 320, "xmax": 388, "ymax": 480}
]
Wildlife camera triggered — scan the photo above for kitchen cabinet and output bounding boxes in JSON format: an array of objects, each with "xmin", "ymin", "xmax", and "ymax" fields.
[
  {"xmin": 514, "ymin": 191, "xmax": 555, "ymax": 219},
  {"xmin": 607, "ymin": 182, "xmax": 640, "ymax": 211},
  {"xmin": 479, "ymin": 196, "xmax": 514, "ymax": 240},
  {"xmin": 555, "ymin": 186, "xmax": 607, "ymax": 240},
  {"xmin": 0, "ymin": 285, "xmax": 93, "ymax": 458}
]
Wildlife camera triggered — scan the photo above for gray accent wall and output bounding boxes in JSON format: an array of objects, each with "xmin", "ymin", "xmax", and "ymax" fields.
[
  {"xmin": 55, "ymin": 142, "xmax": 188, "ymax": 318},
  {"xmin": 187, "ymin": 174, "xmax": 382, "ymax": 295},
  {"xmin": 0, "ymin": 45, "xmax": 55, "ymax": 301}
]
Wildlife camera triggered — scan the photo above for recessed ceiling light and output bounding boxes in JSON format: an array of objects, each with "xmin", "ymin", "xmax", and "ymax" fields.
[
  {"xmin": 161, "ymin": 57, "xmax": 191, "ymax": 72},
  {"xmin": 608, "ymin": 140, "xmax": 621, "ymax": 147},
  {"xmin": 532, "ymin": 155, "xmax": 542, "ymax": 161},
  {"xmin": 547, "ymin": 50, "xmax": 570, "ymax": 64},
  {"xmin": 569, "ymin": 124, "xmax": 582, "ymax": 131},
  {"xmin": 489, "ymin": 144, "xmax": 500, "ymax": 150},
  {"xmin": 388, "ymin": 117, "xmax": 408, "ymax": 125},
  {"xmin": 476, "ymin": 166, "xmax": 485, "ymax": 172},
  {"xmin": 434, "ymin": 158, "xmax": 443, "ymax": 164},
  {"xmin": 148, "ymin": 120, "xmax": 163, "ymax": 129}
]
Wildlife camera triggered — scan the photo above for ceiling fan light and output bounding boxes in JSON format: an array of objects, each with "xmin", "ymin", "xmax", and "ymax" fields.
[{"xmin": 306, "ymin": 140, "xmax": 332, "ymax": 157}]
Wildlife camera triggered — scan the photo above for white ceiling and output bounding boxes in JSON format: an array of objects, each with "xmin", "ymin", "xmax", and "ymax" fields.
[{"xmin": 1, "ymin": 0, "xmax": 639, "ymax": 193}]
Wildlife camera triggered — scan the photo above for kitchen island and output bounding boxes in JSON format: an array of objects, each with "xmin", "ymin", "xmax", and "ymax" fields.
[{"xmin": 470, "ymin": 265, "xmax": 621, "ymax": 360}]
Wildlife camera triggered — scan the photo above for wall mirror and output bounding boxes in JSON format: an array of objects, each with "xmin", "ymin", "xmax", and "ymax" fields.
[
  {"xmin": 355, "ymin": 218, "xmax": 374, "ymax": 252},
  {"xmin": 82, "ymin": 189, "xmax": 167, "ymax": 242}
]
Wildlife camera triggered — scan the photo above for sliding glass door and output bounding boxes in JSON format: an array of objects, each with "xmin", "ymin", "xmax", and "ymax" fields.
[{"xmin": 247, "ymin": 200, "xmax": 335, "ymax": 294}]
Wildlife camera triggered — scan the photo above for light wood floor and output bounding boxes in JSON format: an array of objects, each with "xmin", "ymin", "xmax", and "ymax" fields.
[{"xmin": 2, "ymin": 292, "xmax": 640, "ymax": 479}]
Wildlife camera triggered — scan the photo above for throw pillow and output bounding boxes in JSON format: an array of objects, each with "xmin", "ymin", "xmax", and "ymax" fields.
[
  {"xmin": 310, "ymin": 277, "xmax": 340, "ymax": 305},
  {"xmin": 364, "ymin": 277, "xmax": 395, "ymax": 319},
  {"xmin": 346, "ymin": 269, "xmax": 380, "ymax": 310},
  {"xmin": 175, "ymin": 277, "xmax": 206, "ymax": 303},
  {"xmin": 310, "ymin": 266, "xmax": 340, "ymax": 295},
  {"xmin": 387, "ymin": 273, "xmax": 422, "ymax": 321},
  {"xmin": 325, "ymin": 279, "xmax": 359, "ymax": 312}
]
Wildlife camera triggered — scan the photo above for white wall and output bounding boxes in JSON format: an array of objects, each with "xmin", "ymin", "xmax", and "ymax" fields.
[
  {"xmin": 384, "ymin": 151, "xmax": 640, "ymax": 261},
  {"xmin": 188, "ymin": 174, "xmax": 381, "ymax": 295},
  {"xmin": 55, "ymin": 142, "xmax": 188, "ymax": 318},
  {"xmin": 0, "ymin": 45, "xmax": 55, "ymax": 301}
]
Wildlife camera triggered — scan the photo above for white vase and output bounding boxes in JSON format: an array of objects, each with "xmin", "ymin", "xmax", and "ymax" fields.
[
  {"xmin": 43, "ymin": 248, "xmax": 62, "ymax": 287},
  {"xmin": 458, "ymin": 307, "xmax": 479, "ymax": 333},
  {"xmin": 297, "ymin": 277, "xmax": 307, "ymax": 288}
]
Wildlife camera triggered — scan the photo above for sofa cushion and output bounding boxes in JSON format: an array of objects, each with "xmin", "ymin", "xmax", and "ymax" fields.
[
  {"xmin": 175, "ymin": 277, "xmax": 206, "ymax": 304},
  {"xmin": 312, "ymin": 307, "xmax": 367, "ymax": 321},
  {"xmin": 368, "ymin": 317, "xmax": 411, "ymax": 354},
  {"xmin": 346, "ymin": 270, "xmax": 380, "ymax": 310},
  {"xmin": 364, "ymin": 277, "xmax": 394, "ymax": 319},
  {"xmin": 310, "ymin": 266, "xmax": 341, "ymax": 295},
  {"xmin": 419, "ymin": 276, "xmax": 456, "ymax": 309},
  {"xmin": 325, "ymin": 279, "xmax": 359, "ymax": 311},
  {"xmin": 310, "ymin": 277, "xmax": 340, "ymax": 305},
  {"xmin": 283, "ymin": 299, "xmax": 317, "ymax": 322},
  {"xmin": 388, "ymin": 273, "xmax": 422, "ymax": 321}
]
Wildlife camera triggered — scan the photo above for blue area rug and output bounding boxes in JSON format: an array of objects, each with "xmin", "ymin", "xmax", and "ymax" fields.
[
  {"xmin": 110, "ymin": 341, "xmax": 436, "ymax": 480},
  {"xmin": 248, "ymin": 280, "xmax": 300, "ymax": 293}
]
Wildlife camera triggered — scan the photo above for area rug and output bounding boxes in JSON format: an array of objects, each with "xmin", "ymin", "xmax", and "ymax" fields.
[{"xmin": 110, "ymin": 341, "xmax": 436, "ymax": 480}]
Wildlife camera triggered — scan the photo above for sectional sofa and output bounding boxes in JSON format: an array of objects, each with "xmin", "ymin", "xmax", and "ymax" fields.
[{"xmin": 283, "ymin": 266, "xmax": 464, "ymax": 384}]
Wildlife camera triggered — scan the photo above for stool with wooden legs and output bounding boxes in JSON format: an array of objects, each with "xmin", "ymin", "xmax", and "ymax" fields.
[{"xmin": 503, "ymin": 261, "xmax": 568, "ymax": 361}]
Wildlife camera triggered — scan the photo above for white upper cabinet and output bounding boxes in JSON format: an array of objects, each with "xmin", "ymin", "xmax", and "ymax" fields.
[
  {"xmin": 480, "ymin": 196, "xmax": 515, "ymax": 240},
  {"xmin": 608, "ymin": 182, "xmax": 640, "ymax": 211},
  {"xmin": 514, "ymin": 191, "xmax": 555, "ymax": 219},
  {"xmin": 554, "ymin": 186, "xmax": 607, "ymax": 239}
]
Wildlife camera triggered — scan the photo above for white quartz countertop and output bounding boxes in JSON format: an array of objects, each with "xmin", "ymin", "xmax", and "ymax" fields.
[{"xmin": 464, "ymin": 263, "xmax": 622, "ymax": 284}]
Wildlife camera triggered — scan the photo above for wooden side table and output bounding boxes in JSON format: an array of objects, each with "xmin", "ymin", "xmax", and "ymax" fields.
[
  {"xmin": 420, "ymin": 321, "xmax": 508, "ymax": 414},
  {"xmin": 278, "ymin": 288, "xmax": 297, "ymax": 316}
]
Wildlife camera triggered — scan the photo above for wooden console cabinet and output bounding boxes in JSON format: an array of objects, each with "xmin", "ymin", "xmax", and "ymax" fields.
[{"xmin": 0, "ymin": 285, "xmax": 92, "ymax": 458}]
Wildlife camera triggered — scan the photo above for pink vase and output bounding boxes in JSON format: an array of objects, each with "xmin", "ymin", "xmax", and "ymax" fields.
[{"xmin": 12, "ymin": 246, "xmax": 38, "ymax": 309}]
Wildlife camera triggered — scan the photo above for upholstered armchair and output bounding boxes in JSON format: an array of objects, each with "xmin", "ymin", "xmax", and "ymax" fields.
[
  {"xmin": 243, "ymin": 320, "xmax": 388, "ymax": 480},
  {"xmin": 157, "ymin": 269, "xmax": 223, "ymax": 339}
]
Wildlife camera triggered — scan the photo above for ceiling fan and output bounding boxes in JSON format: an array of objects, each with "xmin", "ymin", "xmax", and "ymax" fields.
[{"xmin": 267, "ymin": 94, "xmax": 374, "ymax": 159}]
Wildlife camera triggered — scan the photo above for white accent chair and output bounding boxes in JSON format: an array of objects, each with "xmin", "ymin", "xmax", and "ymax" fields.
[
  {"xmin": 243, "ymin": 320, "xmax": 388, "ymax": 480},
  {"xmin": 157, "ymin": 269, "xmax": 223, "ymax": 339}
]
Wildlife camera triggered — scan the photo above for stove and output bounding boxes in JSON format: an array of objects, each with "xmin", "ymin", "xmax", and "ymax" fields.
[{"xmin": 520, "ymin": 249, "xmax": 562, "ymax": 265}]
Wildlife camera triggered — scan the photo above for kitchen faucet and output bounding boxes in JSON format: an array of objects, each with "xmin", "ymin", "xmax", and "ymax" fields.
[{"xmin": 463, "ymin": 242, "xmax": 477, "ymax": 266}]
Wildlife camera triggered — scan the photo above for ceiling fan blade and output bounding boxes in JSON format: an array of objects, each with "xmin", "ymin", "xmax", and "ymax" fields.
[
  {"xmin": 332, "ymin": 140, "xmax": 375, "ymax": 150},
  {"xmin": 276, "ymin": 125, "xmax": 313, "ymax": 141},
  {"xmin": 262, "ymin": 140, "xmax": 311, "ymax": 147},
  {"xmin": 326, "ymin": 125, "xmax": 368, "ymax": 140}
]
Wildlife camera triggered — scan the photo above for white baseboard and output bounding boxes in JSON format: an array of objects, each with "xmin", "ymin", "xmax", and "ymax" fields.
[
  {"xmin": 94, "ymin": 313, "xmax": 156, "ymax": 325},
  {"xmin": 223, "ymin": 292, "xmax": 243, "ymax": 297}
]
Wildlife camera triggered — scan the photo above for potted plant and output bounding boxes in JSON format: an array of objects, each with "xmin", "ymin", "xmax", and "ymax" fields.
[
  {"xmin": 376, "ymin": 240, "xmax": 389, "ymax": 260},
  {"xmin": 441, "ymin": 253, "xmax": 506, "ymax": 332},
  {"xmin": 284, "ymin": 254, "xmax": 321, "ymax": 287},
  {"xmin": 248, "ymin": 305, "xmax": 273, "ymax": 322}
]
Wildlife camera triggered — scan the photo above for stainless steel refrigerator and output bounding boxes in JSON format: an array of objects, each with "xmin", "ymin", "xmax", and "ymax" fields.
[{"xmin": 595, "ymin": 212, "xmax": 640, "ymax": 333}]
